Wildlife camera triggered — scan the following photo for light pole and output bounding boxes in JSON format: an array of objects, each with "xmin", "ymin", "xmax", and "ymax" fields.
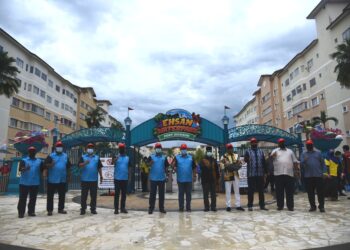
[
  {"xmin": 221, "ymin": 115, "xmax": 229, "ymax": 157},
  {"xmin": 124, "ymin": 116, "xmax": 133, "ymax": 193},
  {"xmin": 294, "ymin": 123, "xmax": 303, "ymax": 157},
  {"xmin": 52, "ymin": 117, "xmax": 59, "ymax": 152}
]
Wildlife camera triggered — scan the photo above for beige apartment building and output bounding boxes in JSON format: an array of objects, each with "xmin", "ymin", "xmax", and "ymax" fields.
[
  {"xmin": 0, "ymin": 28, "xmax": 115, "ymax": 159},
  {"xmin": 234, "ymin": 0, "xmax": 350, "ymax": 148}
]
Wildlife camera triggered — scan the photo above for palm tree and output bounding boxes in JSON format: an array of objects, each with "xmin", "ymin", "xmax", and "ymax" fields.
[
  {"xmin": 193, "ymin": 148, "xmax": 205, "ymax": 165},
  {"xmin": 331, "ymin": 39, "xmax": 350, "ymax": 89},
  {"xmin": 111, "ymin": 120, "xmax": 125, "ymax": 130},
  {"xmin": 85, "ymin": 107, "xmax": 105, "ymax": 128},
  {"xmin": 311, "ymin": 111, "xmax": 338, "ymax": 129},
  {"xmin": 0, "ymin": 51, "xmax": 21, "ymax": 98}
]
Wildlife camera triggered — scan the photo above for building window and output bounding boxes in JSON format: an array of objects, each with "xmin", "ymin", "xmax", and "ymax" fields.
[
  {"xmin": 0, "ymin": 45, "xmax": 3, "ymax": 52},
  {"xmin": 16, "ymin": 58, "xmax": 24, "ymax": 69},
  {"xmin": 292, "ymin": 89, "xmax": 296, "ymax": 96},
  {"xmin": 10, "ymin": 118, "xmax": 18, "ymax": 128},
  {"xmin": 307, "ymin": 59, "xmax": 313, "ymax": 71},
  {"xmin": 12, "ymin": 97, "xmax": 20, "ymax": 107},
  {"xmin": 22, "ymin": 102, "xmax": 31, "ymax": 111},
  {"xmin": 56, "ymin": 85, "xmax": 60, "ymax": 92},
  {"xmin": 46, "ymin": 95, "xmax": 52, "ymax": 103},
  {"xmin": 303, "ymin": 83, "xmax": 307, "ymax": 91},
  {"xmin": 309, "ymin": 78, "xmax": 316, "ymax": 88},
  {"xmin": 262, "ymin": 93, "xmax": 271, "ymax": 103},
  {"xmin": 33, "ymin": 86, "xmax": 39, "ymax": 95},
  {"xmin": 73, "ymin": 111, "xmax": 76, "ymax": 117},
  {"xmin": 289, "ymin": 127, "xmax": 294, "ymax": 133},
  {"xmin": 292, "ymin": 102, "xmax": 308, "ymax": 115},
  {"xmin": 311, "ymin": 97, "xmax": 319, "ymax": 107},
  {"xmin": 334, "ymin": 38, "xmax": 338, "ymax": 43},
  {"xmin": 65, "ymin": 104, "xmax": 69, "ymax": 111},
  {"xmin": 40, "ymin": 90, "xmax": 46, "ymax": 98},
  {"xmin": 66, "ymin": 90, "xmax": 70, "ymax": 97},
  {"xmin": 27, "ymin": 84, "xmax": 32, "ymax": 92},
  {"xmin": 45, "ymin": 112, "xmax": 51, "ymax": 120},
  {"xmin": 34, "ymin": 68, "xmax": 41, "ymax": 77},
  {"xmin": 54, "ymin": 115, "xmax": 59, "ymax": 122},
  {"xmin": 342, "ymin": 27, "xmax": 350, "ymax": 41},
  {"xmin": 25, "ymin": 64, "xmax": 28, "ymax": 71},
  {"xmin": 62, "ymin": 89, "xmax": 66, "ymax": 95},
  {"xmin": 48, "ymin": 79, "xmax": 53, "ymax": 87},
  {"xmin": 287, "ymin": 95, "xmax": 292, "ymax": 102},
  {"xmin": 262, "ymin": 106, "xmax": 272, "ymax": 117},
  {"xmin": 289, "ymin": 72, "xmax": 293, "ymax": 80},
  {"xmin": 285, "ymin": 79, "xmax": 289, "ymax": 87},
  {"xmin": 294, "ymin": 67, "xmax": 299, "ymax": 77},
  {"xmin": 54, "ymin": 100, "xmax": 59, "ymax": 107},
  {"xmin": 61, "ymin": 103, "xmax": 64, "ymax": 109},
  {"xmin": 30, "ymin": 66, "xmax": 34, "ymax": 73},
  {"xmin": 319, "ymin": 73, "xmax": 322, "ymax": 78},
  {"xmin": 287, "ymin": 111, "xmax": 293, "ymax": 119},
  {"xmin": 343, "ymin": 105, "xmax": 348, "ymax": 113},
  {"xmin": 31, "ymin": 104, "xmax": 44, "ymax": 116},
  {"xmin": 296, "ymin": 85, "xmax": 302, "ymax": 94},
  {"xmin": 320, "ymin": 93, "xmax": 325, "ymax": 100},
  {"xmin": 74, "ymin": 98, "xmax": 77, "ymax": 103},
  {"xmin": 41, "ymin": 73, "xmax": 47, "ymax": 81}
]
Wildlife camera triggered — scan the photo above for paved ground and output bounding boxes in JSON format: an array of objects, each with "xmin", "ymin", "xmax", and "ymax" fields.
[{"xmin": 0, "ymin": 187, "xmax": 350, "ymax": 250}]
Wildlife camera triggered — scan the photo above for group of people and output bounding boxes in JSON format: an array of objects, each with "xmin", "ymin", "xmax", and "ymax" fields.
[{"xmin": 17, "ymin": 139, "xmax": 350, "ymax": 218}]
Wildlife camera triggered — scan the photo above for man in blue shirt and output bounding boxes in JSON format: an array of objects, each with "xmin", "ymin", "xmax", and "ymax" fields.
[
  {"xmin": 78, "ymin": 143, "xmax": 103, "ymax": 215},
  {"xmin": 44, "ymin": 141, "xmax": 71, "ymax": 216},
  {"xmin": 17, "ymin": 146, "xmax": 44, "ymax": 218},
  {"xmin": 113, "ymin": 143, "xmax": 130, "ymax": 214},
  {"xmin": 173, "ymin": 144, "xmax": 196, "ymax": 212},
  {"xmin": 300, "ymin": 140, "xmax": 326, "ymax": 212},
  {"xmin": 148, "ymin": 142, "xmax": 169, "ymax": 214}
]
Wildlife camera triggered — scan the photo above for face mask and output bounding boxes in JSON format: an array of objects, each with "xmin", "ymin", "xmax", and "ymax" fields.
[
  {"xmin": 206, "ymin": 152, "xmax": 213, "ymax": 157},
  {"xmin": 251, "ymin": 144, "xmax": 257, "ymax": 149},
  {"xmin": 56, "ymin": 147, "xmax": 63, "ymax": 153},
  {"xmin": 28, "ymin": 152, "xmax": 35, "ymax": 158},
  {"xmin": 155, "ymin": 148, "xmax": 162, "ymax": 154},
  {"xmin": 306, "ymin": 145, "xmax": 313, "ymax": 151},
  {"xmin": 279, "ymin": 144, "xmax": 286, "ymax": 149},
  {"xmin": 87, "ymin": 148, "xmax": 94, "ymax": 154},
  {"xmin": 119, "ymin": 148, "xmax": 125, "ymax": 154},
  {"xmin": 181, "ymin": 150, "xmax": 187, "ymax": 155}
]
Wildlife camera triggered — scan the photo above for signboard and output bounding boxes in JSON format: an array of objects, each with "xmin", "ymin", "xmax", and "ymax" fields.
[
  {"xmin": 154, "ymin": 109, "xmax": 201, "ymax": 141},
  {"xmin": 98, "ymin": 157, "xmax": 115, "ymax": 189},
  {"xmin": 238, "ymin": 161, "xmax": 248, "ymax": 188}
]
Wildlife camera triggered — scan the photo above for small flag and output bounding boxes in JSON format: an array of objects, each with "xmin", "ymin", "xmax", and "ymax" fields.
[
  {"xmin": 128, "ymin": 107, "xmax": 134, "ymax": 111},
  {"xmin": 224, "ymin": 106, "xmax": 230, "ymax": 109}
]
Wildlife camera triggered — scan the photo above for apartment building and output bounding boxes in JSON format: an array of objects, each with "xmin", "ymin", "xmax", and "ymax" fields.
[{"xmin": 0, "ymin": 28, "xmax": 116, "ymax": 158}]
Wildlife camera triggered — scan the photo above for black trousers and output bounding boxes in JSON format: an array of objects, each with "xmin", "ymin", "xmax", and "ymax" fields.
[
  {"xmin": 178, "ymin": 182, "xmax": 192, "ymax": 210},
  {"xmin": 114, "ymin": 180, "xmax": 128, "ymax": 210},
  {"xmin": 141, "ymin": 173, "xmax": 149, "ymax": 192},
  {"xmin": 149, "ymin": 180, "xmax": 165, "ymax": 210},
  {"xmin": 81, "ymin": 181, "xmax": 97, "ymax": 211},
  {"xmin": 202, "ymin": 182, "xmax": 216, "ymax": 210},
  {"xmin": 305, "ymin": 177, "xmax": 324, "ymax": 209},
  {"xmin": 247, "ymin": 176, "xmax": 265, "ymax": 208},
  {"xmin": 17, "ymin": 185, "xmax": 39, "ymax": 215},
  {"xmin": 264, "ymin": 174, "xmax": 275, "ymax": 191},
  {"xmin": 325, "ymin": 176, "xmax": 338, "ymax": 199},
  {"xmin": 275, "ymin": 175, "xmax": 295, "ymax": 209},
  {"xmin": 47, "ymin": 182, "xmax": 66, "ymax": 212}
]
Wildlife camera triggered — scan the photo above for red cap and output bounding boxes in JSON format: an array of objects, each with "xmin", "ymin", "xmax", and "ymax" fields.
[
  {"xmin": 87, "ymin": 143, "xmax": 94, "ymax": 148},
  {"xmin": 118, "ymin": 143, "xmax": 126, "ymax": 148},
  {"xmin": 155, "ymin": 142, "xmax": 162, "ymax": 148},
  {"xmin": 28, "ymin": 146, "xmax": 36, "ymax": 151},
  {"xmin": 250, "ymin": 137, "xmax": 257, "ymax": 143},
  {"xmin": 278, "ymin": 138, "xmax": 285, "ymax": 143},
  {"xmin": 306, "ymin": 140, "xmax": 313, "ymax": 145},
  {"xmin": 55, "ymin": 141, "xmax": 63, "ymax": 147},
  {"xmin": 180, "ymin": 144, "xmax": 187, "ymax": 150},
  {"xmin": 226, "ymin": 143, "xmax": 233, "ymax": 149}
]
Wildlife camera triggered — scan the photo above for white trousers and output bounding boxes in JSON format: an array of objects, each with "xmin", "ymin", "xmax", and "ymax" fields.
[{"xmin": 225, "ymin": 175, "xmax": 241, "ymax": 208}]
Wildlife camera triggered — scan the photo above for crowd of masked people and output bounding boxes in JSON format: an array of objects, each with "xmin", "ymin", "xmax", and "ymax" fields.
[{"xmin": 17, "ymin": 139, "xmax": 350, "ymax": 218}]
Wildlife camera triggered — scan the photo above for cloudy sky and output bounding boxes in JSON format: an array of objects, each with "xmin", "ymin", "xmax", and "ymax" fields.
[{"xmin": 0, "ymin": 0, "xmax": 320, "ymax": 128}]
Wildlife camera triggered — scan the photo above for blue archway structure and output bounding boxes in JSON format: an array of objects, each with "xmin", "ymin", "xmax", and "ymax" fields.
[{"xmin": 228, "ymin": 124, "xmax": 302, "ymax": 146}]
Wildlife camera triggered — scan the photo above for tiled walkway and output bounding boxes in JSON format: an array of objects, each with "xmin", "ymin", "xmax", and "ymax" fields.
[{"xmin": 0, "ymin": 190, "xmax": 350, "ymax": 249}]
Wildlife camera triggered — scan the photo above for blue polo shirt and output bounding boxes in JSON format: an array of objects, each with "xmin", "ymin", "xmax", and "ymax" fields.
[
  {"xmin": 176, "ymin": 154, "xmax": 193, "ymax": 183},
  {"xmin": 20, "ymin": 157, "xmax": 42, "ymax": 186},
  {"xmin": 114, "ymin": 155, "xmax": 129, "ymax": 180},
  {"xmin": 150, "ymin": 154, "xmax": 166, "ymax": 181},
  {"xmin": 81, "ymin": 154, "xmax": 100, "ymax": 182},
  {"xmin": 48, "ymin": 152, "xmax": 68, "ymax": 184}
]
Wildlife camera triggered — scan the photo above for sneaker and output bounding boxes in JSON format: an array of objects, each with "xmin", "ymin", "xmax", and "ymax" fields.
[
  {"xmin": 260, "ymin": 207, "xmax": 268, "ymax": 211},
  {"xmin": 309, "ymin": 207, "xmax": 317, "ymax": 212},
  {"xmin": 48, "ymin": 211, "xmax": 53, "ymax": 216},
  {"xmin": 28, "ymin": 213, "xmax": 36, "ymax": 217},
  {"xmin": 114, "ymin": 210, "xmax": 119, "ymax": 214},
  {"xmin": 226, "ymin": 207, "xmax": 231, "ymax": 212},
  {"xmin": 236, "ymin": 207, "xmax": 245, "ymax": 211},
  {"xmin": 160, "ymin": 209, "xmax": 167, "ymax": 214},
  {"xmin": 91, "ymin": 210, "xmax": 97, "ymax": 215},
  {"xmin": 80, "ymin": 210, "xmax": 86, "ymax": 215},
  {"xmin": 121, "ymin": 209, "xmax": 128, "ymax": 214},
  {"xmin": 58, "ymin": 210, "xmax": 67, "ymax": 214}
]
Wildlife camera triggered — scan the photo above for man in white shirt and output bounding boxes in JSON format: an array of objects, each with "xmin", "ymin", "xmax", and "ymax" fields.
[{"xmin": 271, "ymin": 138, "xmax": 299, "ymax": 211}]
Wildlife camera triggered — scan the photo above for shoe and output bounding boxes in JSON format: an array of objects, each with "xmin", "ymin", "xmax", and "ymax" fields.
[
  {"xmin": 91, "ymin": 210, "xmax": 97, "ymax": 215},
  {"xmin": 277, "ymin": 207, "xmax": 283, "ymax": 211},
  {"xmin": 48, "ymin": 211, "xmax": 53, "ymax": 216},
  {"xmin": 248, "ymin": 207, "xmax": 253, "ymax": 212},
  {"xmin": 160, "ymin": 209, "xmax": 167, "ymax": 214},
  {"xmin": 260, "ymin": 207, "xmax": 268, "ymax": 211},
  {"xmin": 288, "ymin": 208, "xmax": 294, "ymax": 211},
  {"xmin": 148, "ymin": 209, "xmax": 153, "ymax": 214},
  {"xmin": 226, "ymin": 207, "xmax": 231, "ymax": 212},
  {"xmin": 58, "ymin": 210, "xmax": 67, "ymax": 214},
  {"xmin": 204, "ymin": 208, "xmax": 209, "ymax": 212},
  {"xmin": 211, "ymin": 208, "xmax": 217, "ymax": 212},
  {"xmin": 339, "ymin": 192, "xmax": 347, "ymax": 196},
  {"xmin": 18, "ymin": 214, "xmax": 24, "ymax": 218},
  {"xmin": 309, "ymin": 207, "xmax": 317, "ymax": 212},
  {"xmin": 80, "ymin": 210, "xmax": 86, "ymax": 215},
  {"xmin": 319, "ymin": 208, "xmax": 326, "ymax": 213},
  {"xmin": 114, "ymin": 210, "xmax": 119, "ymax": 214},
  {"xmin": 186, "ymin": 209, "xmax": 191, "ymax": 212},
  {"xmin": 179, "ymin": 208, "xmax": 184, "ymax": 212},
  {"xmin": 28, "ymin": 213, "xmax": 36, "ymax": 217},
  {"xmin": 121, "ymin": 209, "xmax": 128, "ymax": 214},
  {"xmin": 236, "ymin": 207, "xmax": 245, "ymax": 211}
]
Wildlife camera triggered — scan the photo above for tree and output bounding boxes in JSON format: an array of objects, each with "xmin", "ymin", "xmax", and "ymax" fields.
[
  {"xmin": 311, "ymin": 111, "xmax": 338, "ymax": 129},
  {"xmin": 0, "ymin": 51, "xmax": 20, "ymax": 98},
  {"xmin": 111, "ymin": 120, "xmax": 125, "ymax": 131},
  {"xmin": 85, "ymin": 107, "xmax": 105, "ymax": 128},
  {"xmin": 193, "ymin": 148, "xmax": 205, "ymax": 165},
  {"xmin": 331, "ymin": 38, "xmax": 350, "ymax": 89}
]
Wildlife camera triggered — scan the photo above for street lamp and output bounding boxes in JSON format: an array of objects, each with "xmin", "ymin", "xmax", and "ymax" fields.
[
  {"xmin": 124, "ymin": 116, "xmax": 133, "ymax": 193},
  {"xmin": 294, "ymin": 123, "xmax": 303, "ymax": 156},
  {"xmin": 52, "ymin": 117, "xmax": 60, "ymax": 152}
]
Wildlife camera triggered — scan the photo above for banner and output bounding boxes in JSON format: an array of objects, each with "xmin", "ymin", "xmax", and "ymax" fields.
[
  {"xmin": 238, "ymin": 162, "xmax": 248, "ymax": 188},
  {"xmin": 98, "ymin": 157, "xmax": 115, "ymax": 189}
]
